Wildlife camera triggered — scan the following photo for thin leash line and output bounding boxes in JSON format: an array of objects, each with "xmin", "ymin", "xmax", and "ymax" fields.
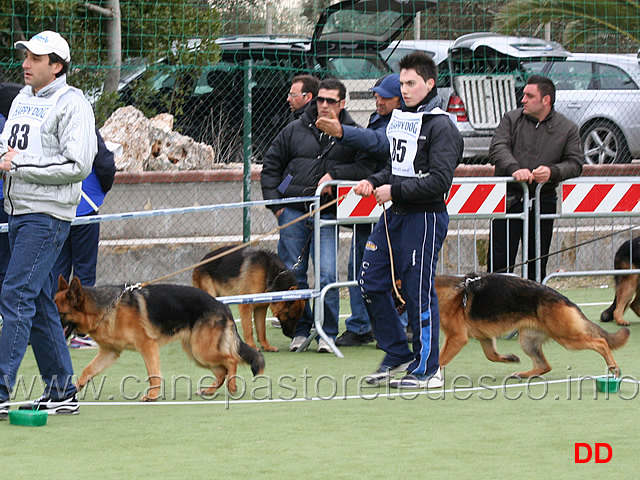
[
  {"xmin": 495, "ymin": 223, "xmax": 640, "ymax": 274},
  {"xmin": 383, "ymin": 207, "xmax": 405, "ymax": 305},
  {"xmin": 139, "ymin": 194, "xmax": 347, "ymax": 288}
]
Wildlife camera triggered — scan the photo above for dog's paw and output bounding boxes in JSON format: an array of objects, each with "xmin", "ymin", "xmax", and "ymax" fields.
[
  {"xmin": 262, "ymin": 345, "xmax": 279, "ymax": 352},
  {"xmin": 616, "ymin": 319, "xmax": 630, "ymax": 326},
  {"xmin": 141, "ymin": 395, "xmax": 159, "ymax": 402},
  {"xmin": 504, "ymin": 354, "xmax": 520, "ymax": 363}
]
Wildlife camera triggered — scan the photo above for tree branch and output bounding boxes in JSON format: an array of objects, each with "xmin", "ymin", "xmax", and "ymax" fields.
[{"xmin": 84, "ymin": 2, "xmax": 114, "ymax": 17}]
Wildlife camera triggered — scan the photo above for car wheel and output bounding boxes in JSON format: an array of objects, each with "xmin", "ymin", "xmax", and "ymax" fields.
[{"xmin": 581, "ymin": 121, "xmax": 631, "ymax": 165}]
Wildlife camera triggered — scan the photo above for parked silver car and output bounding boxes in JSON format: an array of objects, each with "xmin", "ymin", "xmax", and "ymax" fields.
[
  {"xmin": 523, "ymin": 53, "xmax": 640, "ymax": 164},
  {"xmin": 444, "ymin": 32, "xmax": 570, "ymax": 160}
]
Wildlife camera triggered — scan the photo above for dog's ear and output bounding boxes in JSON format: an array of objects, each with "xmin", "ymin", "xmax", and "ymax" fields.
[
  {"xmin": 58, "ymin": 274, "xmax": 70, "ymax": 292},
  {"xmin": 68, "ymin": 277, "xmax": 85, "ymax": 307},
  {"xmin": 288, "ymin": 285, "xmax": 298, "ymax": 291}
]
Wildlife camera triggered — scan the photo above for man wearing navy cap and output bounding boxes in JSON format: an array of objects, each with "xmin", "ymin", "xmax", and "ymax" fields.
[
  {"xmin": 0, "ymin": 31, "xmax": 96, "ymax": 419},
  {"xmin": 316, "ymin": 74, "xmax": 403, "ymax": 347}
]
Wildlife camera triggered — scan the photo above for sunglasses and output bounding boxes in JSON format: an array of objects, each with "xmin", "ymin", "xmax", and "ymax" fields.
[
  {"xmin": 316, "ymin": 96, "xmax": 340, "ymax": 105},
  {"xmin": 287, "ymin": 92, "xmax": 308, "ymax": 98}
]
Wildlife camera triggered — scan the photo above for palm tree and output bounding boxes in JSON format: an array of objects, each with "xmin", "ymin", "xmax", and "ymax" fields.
[{"xmin": 494, "ymin": 0, "xmax": 640, "ymax": 50}]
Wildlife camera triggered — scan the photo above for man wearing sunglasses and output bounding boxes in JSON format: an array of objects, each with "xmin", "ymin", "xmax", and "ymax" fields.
[
  {"xmin": 262, "ymin": 78, "xmax": 373, "ymax": 353},
  {"xmin": 287, "ymin": 75, "xmax": 319, "ymax": 122},
  {"xmin": 354, "ymin": 52, "xmax": 463, "ymax": 389},
  {"xmin": 316, "ymin": 74, "xmax": 403, "ymax": 348}
]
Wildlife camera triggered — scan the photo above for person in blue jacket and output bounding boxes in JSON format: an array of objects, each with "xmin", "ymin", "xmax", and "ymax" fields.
[
  {"xmin": 316, "ymin": 74, "xmax": 404, "ymax": 347},
  {"xmin": 52, "ymin": 131, "xmax": 116, "ymax": 296}
]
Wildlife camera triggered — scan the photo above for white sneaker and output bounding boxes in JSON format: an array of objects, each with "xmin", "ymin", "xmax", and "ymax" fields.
[
  {"xmin": 364, "ymin": 361, "xmax": 412, "ymax": 385},
  {"xmin": 389, "ymin": 368, "xmax": 443, "ymax": 389},
  {"xmin": 289, "ymin": 336, "xmax": 308, "ymax": 352},
  {"xmin": 317, "ymin": 337, "xmax": 332, "ymax": 353}
]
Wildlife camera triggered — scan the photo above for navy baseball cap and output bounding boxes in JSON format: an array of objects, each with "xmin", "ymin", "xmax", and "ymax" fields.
[{"xmin": 370, "ymin": 73, "xmax": 401, "ymax": 99}]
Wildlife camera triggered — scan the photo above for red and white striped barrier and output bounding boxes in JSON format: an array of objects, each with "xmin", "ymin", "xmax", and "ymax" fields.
[
  {"xmin": 336, "ymin": 180, "xmax": 507, "ymax": 219},
  {"xmin": 337, "ymin": 186, "xmax": 389, "ymax": 219},
  {"xmin": 562, "ymin": 179, "xmax": 640, "ymax": 214},
  {"xmin": 446, "ymin": 182, "xmax": 506, "ymax": 215}
]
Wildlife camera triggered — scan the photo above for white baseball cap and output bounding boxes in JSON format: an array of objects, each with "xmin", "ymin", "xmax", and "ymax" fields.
[{"xmin": 15, "ymin": 31, "xmax": 71, "ymax": 63}]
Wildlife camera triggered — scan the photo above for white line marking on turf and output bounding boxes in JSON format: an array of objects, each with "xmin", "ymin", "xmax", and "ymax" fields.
[{"xmin": 8, "ymin": 375, "xmax": 631, "ymax": 407}]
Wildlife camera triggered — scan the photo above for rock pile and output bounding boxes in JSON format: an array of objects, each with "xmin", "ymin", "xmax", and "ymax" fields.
[{"xmin": 100, "ymin": 106, "xmax": 217, "ymax": 172}]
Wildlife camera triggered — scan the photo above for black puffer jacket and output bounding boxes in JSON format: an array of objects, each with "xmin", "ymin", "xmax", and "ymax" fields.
[{"xmin": 261, "ymin": 101, "xmax": 372, "ymax": 213}]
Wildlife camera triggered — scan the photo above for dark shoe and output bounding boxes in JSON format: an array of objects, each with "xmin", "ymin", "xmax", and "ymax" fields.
[
  {"xmin": 364, "ymin": 361, "xmax": 411, "ymax": 385},
  {"xmin": 19, "ymin": 393, "xmax": 79, "ymax": 415},
  {"xmin": 0, "ymin": 401, "xmax": 8, "ymax": 420},
  {"xmin": 335, "ymin": 330, "xmax": 375, "ymax": 347}
]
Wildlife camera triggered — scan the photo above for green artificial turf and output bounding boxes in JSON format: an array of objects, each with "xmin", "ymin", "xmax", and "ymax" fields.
[{"xmin": 3, "ymin": 288, "xmax": 638, "ymax": 479}]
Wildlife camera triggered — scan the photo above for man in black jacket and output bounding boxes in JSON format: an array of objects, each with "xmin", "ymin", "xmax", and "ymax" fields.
[
  {"xmin": 354, "ymin": 52, "xmax": 463, "ymax": 389},
  {"xmin": 488, "ymin": 74, "xmax": 583, "ymax": 281},
  {"xmin": 261, "ymin": 78, "xmax": 371, "ymax": 353}
]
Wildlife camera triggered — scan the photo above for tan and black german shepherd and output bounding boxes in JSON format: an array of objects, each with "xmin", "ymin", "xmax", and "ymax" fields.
[
  {"xmin": 55, "ymin": 276, "xmax": 265, "ymax": 401},
  {"xmin": 192, "ymin": 246, "xmax": 306, "ymax": 352},
  {"xmin": 436, "ymin": 273, "xmax": 630, "ymax": 377},
  {"xmin": 601, "ymin": 236, "xmax": 640, "ymax": 326}
]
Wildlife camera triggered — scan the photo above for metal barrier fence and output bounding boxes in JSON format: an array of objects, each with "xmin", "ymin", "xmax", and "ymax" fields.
[
  {"xmin": 1, "ymin": 174, "xmax": 635, "ymax": 357},
  {"xmin": 538, "ymin": 177, "xmax": 640, "ymax": 285}
]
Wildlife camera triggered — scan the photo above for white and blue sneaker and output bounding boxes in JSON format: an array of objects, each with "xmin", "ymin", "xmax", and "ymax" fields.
[
  {"xmin": 364, "ymin": 361, "xmax": 411, "ymax": 385},
  {"xmin": 0, "ymin": 401, "xmax": 9, "ymax": 420},
  {"xmin": 389, "ymin": 368, "xmax": 443, "ymax": 389},
  {"xmin": 19, "ymin": 393, "xmax": 79, "ymax": 415}
]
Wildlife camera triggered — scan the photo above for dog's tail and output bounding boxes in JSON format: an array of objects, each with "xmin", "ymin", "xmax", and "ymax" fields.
[
  {"xmin": 603, "ymin": 327, "xmax": 631, "ymax": 350},
  {"xmin": 238, "ymin": 341, "xmax": 266, "ymax": 376},
  {"xmin": 588, "ymin": 321, "xmax": 631, "ymax": 350}
]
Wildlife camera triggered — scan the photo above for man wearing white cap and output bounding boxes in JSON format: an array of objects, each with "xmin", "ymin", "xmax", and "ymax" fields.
[{"xmin": 0, "ymin": 31, "xmax": 96, "ymax": 419}]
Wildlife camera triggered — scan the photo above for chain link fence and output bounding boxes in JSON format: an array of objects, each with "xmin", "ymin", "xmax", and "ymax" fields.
[{"xmin": 1, "ymin": 1, "xmax": 640, "ymax": 285}]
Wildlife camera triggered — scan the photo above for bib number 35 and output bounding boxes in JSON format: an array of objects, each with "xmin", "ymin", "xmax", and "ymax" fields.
[{"xmin": 392, "ymin": 138, "xmax": 406, "ymax": 163}]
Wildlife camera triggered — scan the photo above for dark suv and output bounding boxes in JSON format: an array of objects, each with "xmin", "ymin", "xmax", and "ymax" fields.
[{"xmin": 118, "ymin": 0, "xmax": 436, "ymax": 162}]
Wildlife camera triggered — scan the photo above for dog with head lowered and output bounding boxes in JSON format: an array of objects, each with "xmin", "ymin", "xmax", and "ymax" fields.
[
  {"xmin": 436, "ymin": 273, "xmax": 630, "ymax": 377},
  {"xmin": 55, "ymin": 276, "xmax": 265, "ymax": 401},
  {"xmin": 192, "ymin": 246, "xmax": 306, "ymax": 352},
  {"xmin": 600, "ymin": 236, "xmax": 640, "ymax": 326}
]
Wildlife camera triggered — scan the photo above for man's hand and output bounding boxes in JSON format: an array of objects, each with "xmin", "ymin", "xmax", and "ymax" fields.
[
  {"xmin": 531, "ymin": 165, "xmax": 551, "ymax": 184},
  {"xmin": 512, "ymin": 168, "xmax": 534, "ymax": 184},
  {"xmin": 0, "ymin": 146, "xmax": 16, "ymax": 172},
  {"xmin": 315, "ymin": 108, "xmax": 343, "ymax": 138},
  {"xmin": 354, "ymin": 179, "xmax": 374, "ymax": 197},
  {"xmin": 274, "ymin": 208, "xmax": 284, "ymax": 218},
  {"xmin": 318, "ymin": 173, "xmax": 334, "ymax": 196},
  {"xmin": 373, "ymin": 185, "xmax": 392, "ymax": 205}
]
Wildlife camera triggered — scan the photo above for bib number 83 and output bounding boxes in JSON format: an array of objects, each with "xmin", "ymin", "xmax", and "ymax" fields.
[{"xmin": 8, "ymin": 123, "xmax": 29, "ymax": 150}]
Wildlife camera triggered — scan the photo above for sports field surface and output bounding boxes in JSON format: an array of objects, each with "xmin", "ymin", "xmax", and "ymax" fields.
[{"xmin": 3, "ymin": 286, "xmax": 638, "ymax": 479}]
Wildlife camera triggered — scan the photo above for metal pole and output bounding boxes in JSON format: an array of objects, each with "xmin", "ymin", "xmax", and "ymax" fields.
[{"xmin": 243, "ymin": 60, "xmax": 253, "ymax": 242}]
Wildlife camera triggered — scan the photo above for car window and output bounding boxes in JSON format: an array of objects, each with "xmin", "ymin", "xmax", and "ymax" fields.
[
  {"xmin": 324, "ymin": 56, "xmax": 388, "ymax": 79},
  {"xmin": 321, "ymin": 10, "xmax": 401, "ymax": 38},
  {"xmin": 597, "ymin": 63, "xmax": 638, "ymax": 90},
  {"xmin": 384, "ymin": 47, "xmax": 435, "ymax": 72},
  {"xmin": 547, "ymin": 61, "xmax": 594, "ymax": 90}
]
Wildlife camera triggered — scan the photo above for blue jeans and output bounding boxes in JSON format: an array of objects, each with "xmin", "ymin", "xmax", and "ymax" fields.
[
  {"xmin": 277, "ymin": 207, "xmax": 339, "ymax": 339},
  {"xmin": 344, "ymin": 223, "xmax": 372, "ymax": 334},
  {"xmin": 0, "ymin": 214, "xmax": 76, "ymax": 402},
  {"xmin": 52, "ymin": 214, "xmax": 100, "ymax": 293}
]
